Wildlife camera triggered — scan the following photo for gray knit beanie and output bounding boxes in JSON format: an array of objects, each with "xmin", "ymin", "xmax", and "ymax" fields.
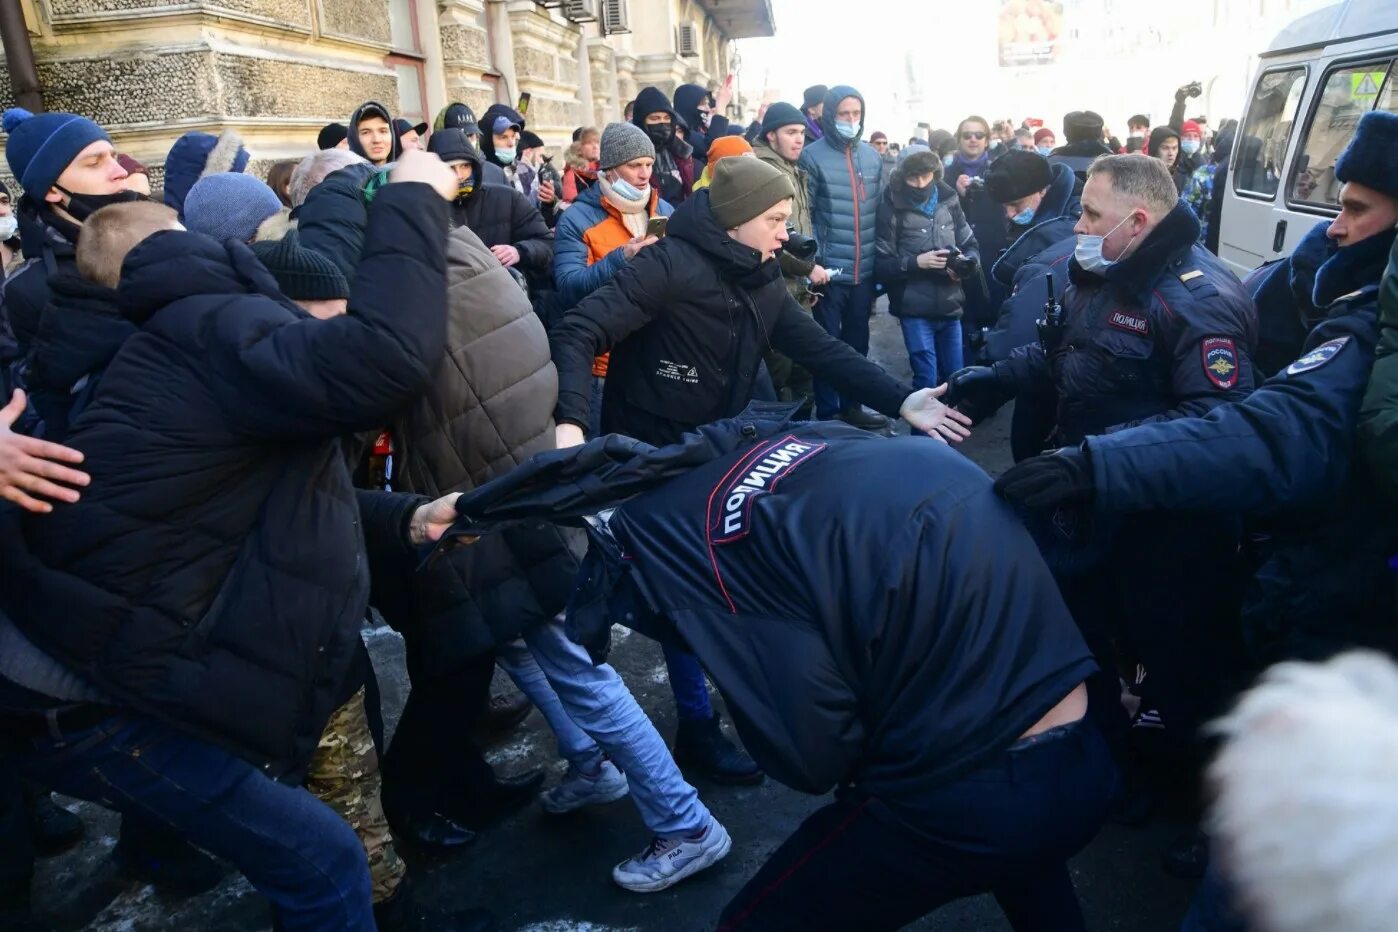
[{"xmin": 599, "ymin": 122, "xmax": 655, "ymax": 171}]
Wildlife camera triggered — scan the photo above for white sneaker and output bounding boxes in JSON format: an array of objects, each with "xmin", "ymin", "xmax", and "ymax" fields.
[
  {"xmin": 611, "ymin": 817, "xmax": 732, "ymax": 893},
  {"xmin": 540, "ymin": 760, "xmax": 630, "ymax": 814}
]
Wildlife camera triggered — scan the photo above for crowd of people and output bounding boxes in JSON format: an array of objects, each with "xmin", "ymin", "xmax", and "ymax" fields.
[{"xmin": 0, "ymin": 70, "xmax": 1395, "ymax": 932}]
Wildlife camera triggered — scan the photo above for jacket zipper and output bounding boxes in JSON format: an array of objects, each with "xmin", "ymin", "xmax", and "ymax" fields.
[{"xmin": 844, "ymin": 148, "xmax": 862, "ymax": 284}]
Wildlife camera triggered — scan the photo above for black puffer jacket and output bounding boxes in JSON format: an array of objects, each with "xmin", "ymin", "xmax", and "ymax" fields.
[
  {"xmin": 875, "ymin": 178, "xmax": 978, "ymax": 319},
  {"xmin": 297, "ymin": 161, "xmax": 378, "ymax": 281},
  {"xmin": 2, "ymin": 198, "xmax": 80, "ymax": 355},
  {"xmin": 446, "ymin": 417, "xmax": 1096, "ymax": 800},
  {"xmin": 444, "ymin": 142, "xmax": 553, "ymax": 277},
  {"xmin": 549, "ymin": 189, "xmax": 913, "ymax": 446},
  {"xmin": 8, "ymin": 183, "xmax": 448, "ymax": 777},
  {"xmin": 995, "ymin": 204, "xmax": 1258, "ymax": 444}
]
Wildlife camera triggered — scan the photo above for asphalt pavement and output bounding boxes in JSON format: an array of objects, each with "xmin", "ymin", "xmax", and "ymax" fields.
[{"xmin": 29, "ymin": 301, "xmax": 1201, "ymax": 931}]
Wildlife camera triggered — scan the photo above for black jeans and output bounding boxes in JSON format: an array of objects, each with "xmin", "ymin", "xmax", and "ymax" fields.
[{"xmin": 718, "ymin": 718, "xmax": 1116, "ymax": 932}]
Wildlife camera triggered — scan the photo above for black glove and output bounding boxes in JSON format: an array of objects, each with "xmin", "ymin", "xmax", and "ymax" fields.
[
  {"xmin": 945, "ymin": 366, "xmax": 1011, "ymax": 423},
  {"xmin": 994, "ymin": 447, "xmax": 1094, "ymax": 509},
  {"xmin": 1176, "ymin": 81, "xmax": 1202, "ymax": 101}
]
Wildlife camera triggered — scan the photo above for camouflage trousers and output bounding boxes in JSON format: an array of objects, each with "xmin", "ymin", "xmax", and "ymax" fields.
[{"xmin": 305, "ymin": 688, "xmax": 406, "ymax": 903}]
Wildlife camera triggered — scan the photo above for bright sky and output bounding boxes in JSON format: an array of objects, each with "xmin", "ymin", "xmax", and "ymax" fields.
[{"xmin": 732, "ymin": 0, "xmax": 1337, "ymax": 141}]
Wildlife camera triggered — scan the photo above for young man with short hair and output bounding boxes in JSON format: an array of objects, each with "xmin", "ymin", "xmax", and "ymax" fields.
[{"xmin": 348, "ymin": 101, "xmax": 400, "ymax": 167}]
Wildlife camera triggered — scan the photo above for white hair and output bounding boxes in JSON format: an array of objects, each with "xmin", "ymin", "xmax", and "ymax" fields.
[
  {"xmin": 288, "ymin": 149, "xmax": 366, "ymax": 208},
  {"xmin": 1209, "ymin": 651, "xmax": 1398, "ymax": 932}
]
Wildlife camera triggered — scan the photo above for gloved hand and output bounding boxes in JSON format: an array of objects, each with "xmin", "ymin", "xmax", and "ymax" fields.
[
  {"xmin": 943, "ymin": 366, "xmax": 1011, "ymax": 423},
  {"xmin": 993, "ymin": 447, "xmax": 1094, "ymax": 509}
]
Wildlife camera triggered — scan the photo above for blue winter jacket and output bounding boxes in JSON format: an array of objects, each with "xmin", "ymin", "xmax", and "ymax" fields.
[
  {"xmin": 552, "ymin": 183, "xmax": 673, "ymax": 311},
  {"xmin": 798, "ymin": 85, "xmax": 883, "ymax": 284}
]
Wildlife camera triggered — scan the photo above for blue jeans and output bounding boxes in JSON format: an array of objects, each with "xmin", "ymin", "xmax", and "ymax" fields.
[
  {"xmin": 13, "ymin": 713, "xmax": 373, "ymax": 931},
  {"xmin": 512, "ymin": 617, "xmax": 710, "ymax": 837},
  {"xmin": 899, "ymin": 316, "xmax": 964, "ymax": 390},
  {"xmin": 662, "ymin": 645, "xmax": 714, "ymax": 722},
  {"xmin": 813, "ymin": 280, "xmax": 876, "ymax": 418}
]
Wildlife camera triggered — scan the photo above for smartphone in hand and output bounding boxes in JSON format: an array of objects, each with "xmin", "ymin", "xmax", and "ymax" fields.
[{"xmin": 646, "ymin": 216, "xmax": 668, "ymax": 239}]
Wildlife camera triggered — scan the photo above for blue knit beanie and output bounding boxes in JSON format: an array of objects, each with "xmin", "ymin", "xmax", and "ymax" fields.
[
  {"xmin": 2, "ymin": 108, "xmax": 110, "ymax": 197},
  {"xmin": 183, "ymin": 173, "xmax": 282, "ymax": 244},
  {"xmin": 1334, "ymin": 110, "xmax": 1398, "ymax": 199},
  {"xmin": 163, "ymin": 130, "xmax": 251, "ymax": 215}
]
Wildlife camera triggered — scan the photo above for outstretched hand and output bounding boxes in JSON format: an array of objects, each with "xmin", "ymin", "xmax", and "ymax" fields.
[
  {"xmin": 899, "ymin": 385, "xmax": 973, "ymax": 444},
  {"xmin": 0, "ymin": 389, "xmax": 89, "ymax": 513},
  {"xmin": 409, "ymin": 492, "xmax": 462, "ymax": 546}
]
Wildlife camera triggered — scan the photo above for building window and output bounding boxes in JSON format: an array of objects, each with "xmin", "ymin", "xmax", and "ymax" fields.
[{"xmin": 386, "ymin": 0, "xmax": 426, "ymax": 123}]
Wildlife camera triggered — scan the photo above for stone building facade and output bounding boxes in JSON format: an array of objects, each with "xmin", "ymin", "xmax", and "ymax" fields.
[{"xmin": 0, "ymin": 0, "xmax": 774, "ymax": 192}]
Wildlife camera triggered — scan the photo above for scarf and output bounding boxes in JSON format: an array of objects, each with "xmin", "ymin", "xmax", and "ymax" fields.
[
  {"xmin": 950, "ymin": 150, "xmax": 991, "ymax": 179},
  {"xmin": 804, "ymin": 114, "xmax": 823, "ymax": 140},
  {"xmin": 599, "ymin": 175, "xmax": 650, "ymax": 239}
]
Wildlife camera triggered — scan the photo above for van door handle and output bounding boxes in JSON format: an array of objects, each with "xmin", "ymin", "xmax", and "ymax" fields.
[{"xmin": 1272, "ymin": 219, "xmax": 1288, "ymax": 252}]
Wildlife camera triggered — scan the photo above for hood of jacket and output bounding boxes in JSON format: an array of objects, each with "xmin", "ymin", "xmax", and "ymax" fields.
[
  {"xmin": 1313, "ymin": 223, "xmax": 1396, "ymax": 311},
  {"xmin": 479, "ymin": 103, "xmax": 526, "ymax": 167},
  {"xmin": 818, "ymin": 85, "xmax": 866, "ymax": 151},
  {"xmin": 30, "ymin": 274, "xmax": 135, "ymax": 395},
  {"xmin": 631, "ymin": 87, "xmax": 686, "ymax": 132},
  {"xmin": 1069, "ymin": 201, "xmax": 1200, "ymax": 300},
  {"xmin": 347, "ymin": 101, "xmax": 403, "ymax": 165},
  {"xmin": 117, "ymin": 229, "xmax": 297, "ymax": 327},
  {"xmin": 667, "ymin": 188, "xmax": 779, "ymax": 284},
  {"xmin": 1147, "ymin": 125, "xmax": 1180, "ymax": 159},
  {"xmin": 673, "ymin": 84, "xmax": 710, "ymax": 135}
]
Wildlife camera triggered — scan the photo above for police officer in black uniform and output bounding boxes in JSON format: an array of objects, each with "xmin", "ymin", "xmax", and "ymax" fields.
[{"xmin": 948, "ymin": 153, "xmax": 1257, "ymax": 754}]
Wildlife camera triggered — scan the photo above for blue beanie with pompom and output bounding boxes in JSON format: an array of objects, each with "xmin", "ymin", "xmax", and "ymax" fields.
[{"xmin": 3, "ymin": 107, "xmax": 111, "ymax": 198}]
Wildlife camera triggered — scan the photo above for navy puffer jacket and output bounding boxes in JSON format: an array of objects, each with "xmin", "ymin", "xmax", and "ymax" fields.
[
  {"xmin": 8, "ymin": 183, "xmax": 448, "ymax": 777},
  {"xmin": 798, "ymin": 85, "xmax": 883, "ymax": 284}
]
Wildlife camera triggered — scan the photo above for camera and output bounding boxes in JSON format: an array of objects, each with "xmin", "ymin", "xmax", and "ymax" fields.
[
  {"xmin": 946, "ymin": 247, "xmax": 978, "ymax": 278},
  {"xmin": 1178, "ymin": 81, "xmax": 1203, "ymax": 100},
  {"xmin": 536, "ymin": 155, "xmax": 561, "ymax": 191},
  {"xmin": 782, "ymin": 224, "xmax": 818, "ymax": 262}
]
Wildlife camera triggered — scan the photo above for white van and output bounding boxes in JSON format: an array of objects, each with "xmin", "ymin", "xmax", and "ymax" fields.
[{"xmin": 1217, "ymin": 0, "xmax": 1398, "ymax": 278}]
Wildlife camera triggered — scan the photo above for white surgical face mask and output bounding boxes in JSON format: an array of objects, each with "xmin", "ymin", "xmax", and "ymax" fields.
[
  {"xmin": 1075, "ymin": 212, "xmax": 1138, "ymax": 274},
  {"xmin": 0, "ymin": 215, "xmax": 17, "ymax": 240}
]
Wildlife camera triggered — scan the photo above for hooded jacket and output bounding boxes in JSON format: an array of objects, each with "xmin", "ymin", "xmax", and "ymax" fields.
[
  {"xmin": 984, "ymin": 161, "xmax": 1079, "ymax": 361},
  {"xmin": 347, "ymin": 101, "xmax": 403, "ymax": 166},
  {"xmin": 479, "ymin": 104, "xmax": 533, "ymax": 197},
  {"xmin": 3, "ymin": 183, "xmax": 448, "ymax": 776},
  {"xmin": 383, "ymin": 225, "xmax": 580, "ymax": 674},
  {"xmin": 1146, "ymin": 126, "xmax": 1190, "ymax": 193},
  {"xmin": 674, "ymin": 83, "xmax": 730, "ymax": 164},
  {"xmin": 1, "ymin": 197, "xmax": 79, "ymax": 357},
  {"xmin": 549, "ymin": 188, "xmax": 913, "ymax": 446},
  {"xmin": 436, "ymin": 135, "xmax": 554, "ymax": 277},
  {"xmin": 631, "ymin": 87, "xmax": 696, "ymax": 205},
  {"xmin": 444, "ymin": 416, "xmax": 1096, "ymax": 801},
  {"xmin": 752, "ymin": 136, "xmax": 815, "ymax": 306},
  {"xmin": 798, "ymin": 85, "xmax": 883, "ymax": 283},
  {"xmin": 875, "ymin": 151, "xmax": 978, "ymax": 320},
  {"xmin": 995, "ymin": 203, "xmax": 1258, "ymax": 444}
]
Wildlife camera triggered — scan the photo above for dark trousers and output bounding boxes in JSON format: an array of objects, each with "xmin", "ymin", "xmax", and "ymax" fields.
[
  {"xmin": 10, "ymin": 713, "xmax": 373, "ymax": 931},
  {"xmin": 383, "ymin": 650, "xmax": 496, "ymax": 808},
  {"xmin": 0, "ymin": 758, "xmax": 33, "ymax": 900},
  {"xmin": 813, "ymin": 280, "xmax": 875, "ymax": 418},
  {"xmin": 718, "ymin": 718, "xmax": 1116, "ymax": 932}
]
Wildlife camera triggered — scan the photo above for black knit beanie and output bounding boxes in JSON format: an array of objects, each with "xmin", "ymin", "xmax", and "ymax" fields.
[{"xmin": 251, "ymin": 231, "xmax": 350, "ymax": 301}]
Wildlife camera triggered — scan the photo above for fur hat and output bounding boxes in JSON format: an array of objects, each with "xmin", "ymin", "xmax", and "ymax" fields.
[
  {"xmin": 163, "ymin": 129, "xmax": 251, "ymax": 215},
  {"xmin": 1334, "ymin": 110, "xmax": 1398, "ymax": 200},
  {"xmin": 1062, "ymin": 110, "xmax": 1105, "ymax": 144},
  {"xmin": 985, "ymin": 150, "xmax": 1053, "ymax": 204}
]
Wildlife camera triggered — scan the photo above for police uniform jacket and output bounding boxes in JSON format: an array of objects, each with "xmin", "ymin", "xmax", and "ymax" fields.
[
  {"xmin": 549, "ymin": 188, "xmax": 912, "ymax": 447},
  {"xmin": 994, "ymin": 203, "xmax": 1258, "ymax": 445},
  {"xmin": 446, "ymin": 416, "xmax": 1097, "ymax": 808}
]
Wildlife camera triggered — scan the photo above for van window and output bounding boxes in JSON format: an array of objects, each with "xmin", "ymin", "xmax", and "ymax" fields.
[
  {"xmin": 1288, "ymin": 59, "xmax": 1397, "ymax": 209},
  {"xmin": 1234, "ymin": 67, "xmax": 1307, "ymax": 199}
]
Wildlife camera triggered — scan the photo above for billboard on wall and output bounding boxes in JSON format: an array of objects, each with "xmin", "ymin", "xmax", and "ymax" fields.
[{"xmin": 998, "ymin": 0, "xmax": 1065, "ymax": 67}]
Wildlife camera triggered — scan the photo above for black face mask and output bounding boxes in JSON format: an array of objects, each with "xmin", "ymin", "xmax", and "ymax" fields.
[
  {"xmin": 55, "ymin": 186, "xmax": 147, "ymax": 223},
  {"xmin": 902, "ymin": 180, "xmax": 936, "ymax": 204},
  {"xmin": 644, "ymin": 122, "xmax": 675, "ymax": 148}
]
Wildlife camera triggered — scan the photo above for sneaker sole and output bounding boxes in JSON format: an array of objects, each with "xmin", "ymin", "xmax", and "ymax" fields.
[
  {"xmin": 612, "ymin": 824, "xmax": 733, "ymax": 894},
  {"xmin": 540, "ymin": 779, "xmax": 631, "ymax": 815}
]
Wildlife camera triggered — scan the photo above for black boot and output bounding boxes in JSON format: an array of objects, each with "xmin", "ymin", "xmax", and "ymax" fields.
[
  {"xmin": 113, "ymin": 815, "xmax": 226, "ymax": 895},
  {"xmin": 837, "ymin": 405, "xmax": 891, "ymax": 432},
  {"xmin": 437, "ymin": 770, "xmax": 545, "ymax": 830},
  {"xmin": 373, "ymin": 875, "xmax": 496, "ymax": 932},
  {"xmin": 674, "ymin": 714, "xmax": 763, "ymax": 785},
  {"xmin": 26, "ymin": 790, "xmax": 83, "ymax": 857},
  {"xmin": 381, "ymin": 780, "xmax": 479, "ymax": 853}
]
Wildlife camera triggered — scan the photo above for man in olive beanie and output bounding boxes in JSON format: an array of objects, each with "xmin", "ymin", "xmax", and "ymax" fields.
[{"xmin": 708, "ymin": 156, "xmax": 794, "ymax": 232}]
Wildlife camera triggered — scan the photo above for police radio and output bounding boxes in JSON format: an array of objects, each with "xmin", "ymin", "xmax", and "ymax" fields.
[{"xmin": 1036, "ymin": 273, "xmax": 1066, "ymax": 353}]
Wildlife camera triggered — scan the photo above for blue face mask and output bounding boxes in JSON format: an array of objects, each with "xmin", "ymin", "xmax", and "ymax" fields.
[
  {"xmin": 1036, "ymin": 145, "xmax": 1053, "ymax": 157},
  {"xmin": 835, "ymin": 121, "xmax": 860, "ymax": 140},
  {"xmin": 607, "ymin": 174, "xmax": 648, "ymax": 203},
  {"xmin": 1011, "ymin": 207, "xmax": 1035, "ymax": 225},
  {"xmin": 942, "ymin": 153, "xmax": 954, "ymax": 169},
  {"xmin": 1075, "ymin": 212, "xmax": 1137, "ymax": 274},
  {"xmin": 1181, "ymin": 139, "xmax": 1201, "ymax": 156},
  {"xmin": 495, "ymin": 146, "xmax": 517, "ymax": 165}
]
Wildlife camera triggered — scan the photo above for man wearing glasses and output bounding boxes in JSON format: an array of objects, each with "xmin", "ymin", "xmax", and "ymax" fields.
[
  {"xmin": 870, "ymin": 131, "xmax": 896, "ymax": 186},
  {"xmin": 945, "ymin": 116, "xmax": 1011, "ymax": 345}
]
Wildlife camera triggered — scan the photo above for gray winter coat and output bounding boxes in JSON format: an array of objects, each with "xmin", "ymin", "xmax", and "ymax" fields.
[{"xmin": 875, "ymin": 179, "xmax": 978, "ymax": 319}]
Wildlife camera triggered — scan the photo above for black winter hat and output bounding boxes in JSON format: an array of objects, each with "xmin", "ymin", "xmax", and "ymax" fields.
[
  {"xmin": 1335, "ymin": 110, "xmax": 1398, "ymax": 199},
  {"xmin": 318, "ymin": 122, "xmax": 348, "ymax": 150},
  {"xmin": 427, "ymin": 127, "xmax": 483, "ymax": 169},
  {"xmin": 520, "ymin": 130, "xmax": 545, "ymax": 150},
  {"xmin": 630, "ymin": 87, "xmax": 685, "ymax": 130},
  {"xmin": 251, "ymin": 231, "xmax": 350, "ymax": 301},
  {"xmin": 761, "ymin": 102, "xmax": 805, "ymax": 136},
  {"xmin": 1063, "ymin": 110, "xmax": 1105, "ymax": 143},
  {"xmin": 985, "ymin": 150, "xmax": 1053, "ymax": 203},
  {"xmin": 803, "ymin": 85, "xmax": 828, "ymax": 111}
]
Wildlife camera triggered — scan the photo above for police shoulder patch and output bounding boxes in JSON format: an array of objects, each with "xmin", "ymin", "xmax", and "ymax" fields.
[
  {"xmin": 1201, "ymin": 336, "xmax": 1240, "ymax": 390},
  {"xmin": 706, "ymin": 435, "xmax": 827, "ymax": 546},
  {"xmin": 1286, "ymin": 336, "xmax": 1351, "ymax": 376}
]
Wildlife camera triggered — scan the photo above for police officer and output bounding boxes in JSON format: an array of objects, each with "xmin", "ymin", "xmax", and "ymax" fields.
[
  {"xmin": 947, "ymin": 153, "xmax": 1257, "ymax": 756},
  {"xmin": 445, "ymin": 413, "xmax": 1114, "ymax": 932}
]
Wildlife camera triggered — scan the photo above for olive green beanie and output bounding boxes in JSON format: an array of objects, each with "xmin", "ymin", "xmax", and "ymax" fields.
[{"xmin": 709, "ymin": 156, "xmax": 796, "ymax": 229}]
